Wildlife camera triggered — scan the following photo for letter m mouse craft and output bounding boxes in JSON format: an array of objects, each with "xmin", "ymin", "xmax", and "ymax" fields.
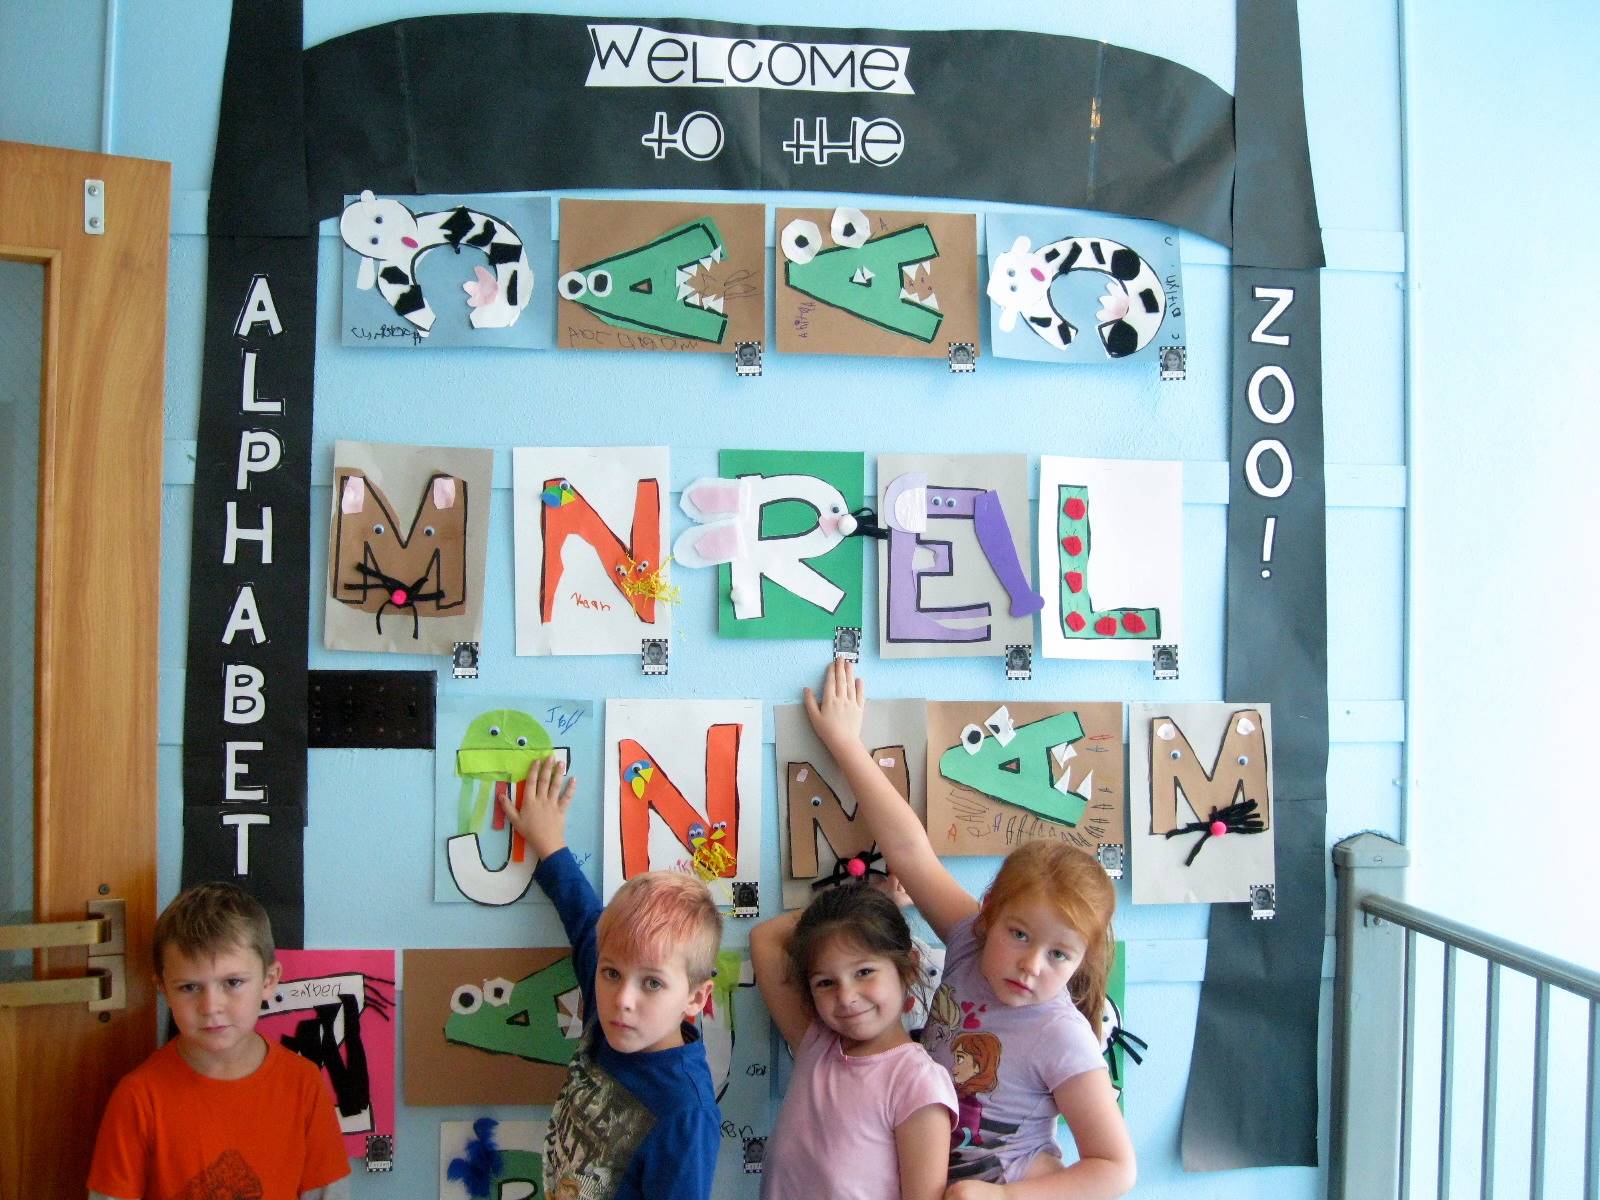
[{"xmin": 332, "ymin": 470, "xmax": 470, "ymax": 638}]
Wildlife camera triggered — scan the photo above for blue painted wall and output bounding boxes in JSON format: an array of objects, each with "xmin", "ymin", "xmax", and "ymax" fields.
[{"xmin": 2, "ymin": 2, "xmax": 1413, "ymax": 1197}]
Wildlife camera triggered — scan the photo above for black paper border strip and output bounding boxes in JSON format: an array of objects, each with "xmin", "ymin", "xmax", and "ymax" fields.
[
  {"xmin": 1179, "ymin": 0, "xmax": 1330, "ymax": 1170},
  {"xmin": 181, "ymin": 1, "xmax": 315, "ymax": 946}
]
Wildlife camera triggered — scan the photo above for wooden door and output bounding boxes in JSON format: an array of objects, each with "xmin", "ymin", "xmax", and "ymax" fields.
[{"xmin": 0, "ymin": 141, "xmax": 167, "ymax": 1198}]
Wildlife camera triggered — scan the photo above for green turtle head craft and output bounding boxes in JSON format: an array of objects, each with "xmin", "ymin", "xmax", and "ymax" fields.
[{"xmin": 454, "ymin": 709, "xmax": 553, "ymax": 836}]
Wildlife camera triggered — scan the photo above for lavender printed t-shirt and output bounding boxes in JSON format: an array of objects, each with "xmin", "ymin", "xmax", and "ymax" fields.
[{"xmin": 922, "ymin": 915, "xmax": 1105, "ymax": 1184}]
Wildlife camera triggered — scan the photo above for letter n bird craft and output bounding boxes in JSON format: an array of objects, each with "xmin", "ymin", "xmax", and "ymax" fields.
[{"xmin": 603, "ymin": 699, "xmax": 762, "ymax": 911}]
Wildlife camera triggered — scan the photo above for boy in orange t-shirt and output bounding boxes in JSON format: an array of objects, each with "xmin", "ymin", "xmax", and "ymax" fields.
[{"xmin": 88, "ymin": 883, "xmax": 350, "ymax": 1200}]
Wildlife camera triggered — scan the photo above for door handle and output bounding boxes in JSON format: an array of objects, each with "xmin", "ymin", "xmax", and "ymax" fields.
[{"xmin": 0, "ymin": 899, "xmax": 126, "ymax": 1012}]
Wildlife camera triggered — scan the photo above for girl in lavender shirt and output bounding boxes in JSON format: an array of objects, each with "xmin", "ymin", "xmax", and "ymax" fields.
[
  {"xmin": 805, "ymin": 659, "xmax": 1135, "ymax": 1199},
  {"xmin": 752, "ymin": 884, "xmax": 957, "ymax": 1200}
]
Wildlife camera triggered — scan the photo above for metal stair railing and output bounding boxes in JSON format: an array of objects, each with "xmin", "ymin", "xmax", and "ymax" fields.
[{"xmin": 1331, "ymin": 833, "xmax": 1600, "ymax": 1200}]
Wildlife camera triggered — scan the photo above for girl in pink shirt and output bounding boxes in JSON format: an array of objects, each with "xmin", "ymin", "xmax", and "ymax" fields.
[{"xmin": 752, "ymin": 884, "xmax": 957, "ymax": 1200}]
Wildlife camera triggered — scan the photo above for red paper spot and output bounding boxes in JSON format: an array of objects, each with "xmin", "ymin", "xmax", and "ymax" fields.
[
  {"xmin": 1121, "ymin": 613, "xmax": 1147, "ymax": 633},
  {"xmin": 1066, "ymin": 612, "xmax": 1086, "ymax": 632},
  {"xmin": 1064, "ymin": 571, "xmax": 1083, "ymax": 593},
  {"xmin": 1064, "ymin": 497, "xmax": 1087, "ymax": 520},
  {"xmin": 1094, "ymin": 616, "xmax": 1117, "ymax": 636},
  {"xmin": 1062, "ymin": 535, "xmax": 1083, "ymax": 556}
]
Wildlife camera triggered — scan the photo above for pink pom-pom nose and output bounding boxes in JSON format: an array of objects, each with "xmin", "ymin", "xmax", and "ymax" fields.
[
  {"xmin": 846, "ymin": 857, "xmax": 867, "ymax": 878},
  {"xmin": 1209, "ymin": 820, "xmax": 1228, "ymax": 839},
  {"xmin": 391, "ymin": 589, "xmax": 409, "ymax": 606}
]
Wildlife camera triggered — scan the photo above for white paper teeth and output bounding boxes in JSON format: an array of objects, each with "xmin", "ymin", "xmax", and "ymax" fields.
[
  {"xmin": 710, "ymin": 245, "xmax": 724, "ymax": 263},
  {"xmin": 676, "ymin": 266, "xmax": 692, "ymax": 285},
  {"xmin": 899, "ymin": 286, "xmax": 916, "ymax": 303},
  {"xmin": 682, "ymin": 292, "xmax": 703, "ymax": 308},
  {"xmin": 698, "ymin": 253, "xmax": 717, "ymax": 271},
  {"xmin": 902, "ymin": 265, "xmax": 918, "ymax": 283},
  {"xmin": 702, "ymin": 293, "xmax": 725, "ymax": 314},
  {"xmin": 1055, "ymin": 767, "xmax": 1093, "ymax": 797},
  {"xmin": 851, "ymin": 266, "xmax": 875, "ymax": 285},
  {"xmin": 923, "ymin": 291, "xmax": 940, "ymax": 311},
  {"xmin": 1051, "ymin": 742, "xmax": 1078, "ymax": 767},
  {"xmin": 677, "ymin": 281, "xmax": 694, "ymax": 300}
]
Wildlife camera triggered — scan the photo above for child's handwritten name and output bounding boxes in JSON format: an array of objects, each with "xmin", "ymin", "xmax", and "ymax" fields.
[
  {"xmin": 349, "ymin": 323, "xmax": 424, "ymax": 346},
  {"xmin": 792, "ymin": 300, "xmax": 816, "ymax": 339},
  {"xmin": 571, "ymin": 591, "xmax": 612, "ymax": 612},
  {"xmin": 544, "ymin": 705, "xmax": 585, "ymax": 735}
]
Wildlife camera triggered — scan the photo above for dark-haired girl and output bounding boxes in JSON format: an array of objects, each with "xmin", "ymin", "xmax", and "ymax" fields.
[{"xmin": 751, "ymin": 883, "xmax": 957, "ymax": 1200}]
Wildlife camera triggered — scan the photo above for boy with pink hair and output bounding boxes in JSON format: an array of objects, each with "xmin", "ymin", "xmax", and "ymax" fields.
[{"xmin": 504, "ymin": 754, "xmax": 724, "ymax": 1200}]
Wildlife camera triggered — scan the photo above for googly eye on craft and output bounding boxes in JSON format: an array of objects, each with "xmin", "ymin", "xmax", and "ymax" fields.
[
  {"xmin": 1237, "ymin": 755, "xmax": 1249, "ymax": 766},
  {"xmin": 450, "ymin": 984, "xmax": 483, "ymax": 1015},
  {"xmin": 688, "ymin": 822, "xmax": 707, "ymax": 841},
  {"xmin": 1170, "ymin": 749, "xmax": 1182, "ymax": 761},
  {"xmin": 587, "ymin": 270, "xmax": 613, "ymax": 298},
  {"xmin": 711, "ymin": 821, "xmax": 728, "ymax": 834},
  {"xmin": 372, "ymin": 523, "xmax": 385, "ymax": 535},
  {"xmin": 558, "ymin": 269, "xmax": 587, "ymax": 299},
  {"xmin": 810, "ymin": 795, "xmax": 823, "ymax": 808},
  {"xmin": 781, "ymin": 218, "xmax": 822, "ymax": 264},
  {"xmin": 516, "ymin": 736, "xmax": 529, "ymax": 748},
  {"xmin": 831, "ymin": 207, "xmax": 870, "ymax": 248},
  {"xmin": 960, "ymin": 723, "xmax": 985, "ymax": 755},
  {"xmin": 488, "ymin": 726, "xmax": 501, "ymax": 738},
  {"xmin": 484, "ymin": 978, "xmax": 514, "ymax": 1007}
]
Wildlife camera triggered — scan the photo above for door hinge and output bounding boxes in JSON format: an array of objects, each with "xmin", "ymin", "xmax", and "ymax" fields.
[{"xmin": 84, "ymin": 179, "xmax": 105, "ymax": 235}]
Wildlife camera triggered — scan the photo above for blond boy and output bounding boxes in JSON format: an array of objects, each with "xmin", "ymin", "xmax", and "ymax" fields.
[
  {"xmin": 88, "ymin": 883, "xmax": 349, "ymax": 1200},
  {"xmin": 503, "ymin": 754, "xmax": 724, "ymax": 1200}
]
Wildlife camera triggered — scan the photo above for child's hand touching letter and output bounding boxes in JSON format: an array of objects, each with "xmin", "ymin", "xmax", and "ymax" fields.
[
  {"xmin": 500, "ymin": 753, "xmax": 576, "ymax": 861},
  {"xmin": 803, "ymin": 657, "xmax": 867, "ymax": 753}
]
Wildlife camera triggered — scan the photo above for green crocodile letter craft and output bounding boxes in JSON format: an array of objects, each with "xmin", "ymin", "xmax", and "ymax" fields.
[
  {"xmin": 444, "ymin": 956, "xmax": 582, "ymax": 1065},
  {"xmin": 939, "ymin": 711, "xmax": 1090, "ymax": 827},
  {"xmin": 785, "ymin": 225, "xmax": 943, "ymax": 342},
  {"xmin": 566, "ymin": 219, "xmax": 729, "ymax": 342},
  {"xmin": 1057, "ymin": 484, "xmax": 1161, "ymax": 641}
]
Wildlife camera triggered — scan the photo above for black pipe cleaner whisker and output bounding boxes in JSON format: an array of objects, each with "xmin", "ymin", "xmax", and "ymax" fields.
[
  {"xmin": 1163, "ymin": 798, "xmax": 1266, "ymax": 867},
  {"xmin": 1108, "ymin": 1024, "xmax": 1148, "ymax": 1066},
  {"xmin": 846, "ymin": 507, "xmax": 890, "ymax": 540},
  {"xmin": 812, "ymin": 844, "xmax": 888, "ymax": 891}
]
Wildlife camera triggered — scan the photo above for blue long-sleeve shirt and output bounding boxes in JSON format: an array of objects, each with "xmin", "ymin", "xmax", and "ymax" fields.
[{"xmin": 533, "ymin": 848, "xmax": 722, "ymax": 1200}]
